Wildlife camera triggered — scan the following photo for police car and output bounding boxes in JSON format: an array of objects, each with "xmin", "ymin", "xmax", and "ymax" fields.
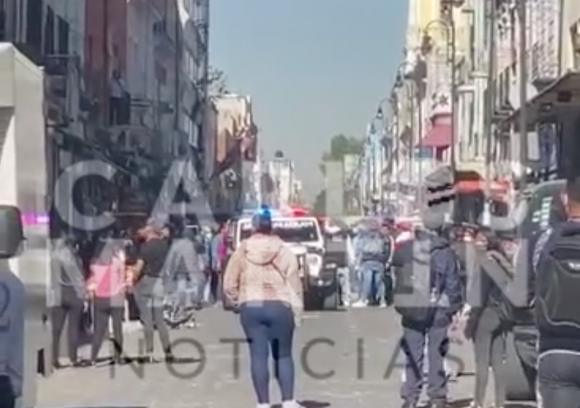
[{"xmin": 235, "ymin": 214, "xmax": 339, "ymax": 310}]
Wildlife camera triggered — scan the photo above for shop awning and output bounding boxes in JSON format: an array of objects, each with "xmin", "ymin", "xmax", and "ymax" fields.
[{"xmin": 420, "ymin": 114, "xmax": 452, "ymax": 148}]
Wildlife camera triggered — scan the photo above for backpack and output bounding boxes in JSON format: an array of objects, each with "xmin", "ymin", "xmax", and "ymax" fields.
[
  {"xmin": 359, "ymin": 231, "xmax": 388, "ymax": 262},
  {"xmin": 393, "ymin": 242, "xmax": 448, "ymax": 322},
  {"xmin": 535, "ymin": 223, "xmax": 580, "ymax": 331}
]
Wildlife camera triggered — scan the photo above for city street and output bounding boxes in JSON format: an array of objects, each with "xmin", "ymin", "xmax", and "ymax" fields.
[{"xmin": 38, "ymin": 307, "xmax": 478, "ymax": 408}]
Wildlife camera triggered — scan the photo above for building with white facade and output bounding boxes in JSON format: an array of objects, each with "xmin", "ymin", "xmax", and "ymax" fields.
[
  {"xmin": 265, "ymin": 157, "xmax": 296, "ymax": 209},
  {"xmin": 486, "ymin": 0, "xmax": 580, "ymax": 186}
]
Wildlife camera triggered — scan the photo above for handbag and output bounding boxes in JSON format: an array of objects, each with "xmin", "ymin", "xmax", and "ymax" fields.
[{"xmin": 80, "ymin": 301, "xmax": 93, "ymax": 335}]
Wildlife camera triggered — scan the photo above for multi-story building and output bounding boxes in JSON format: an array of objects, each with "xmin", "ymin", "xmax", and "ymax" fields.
[
  {"xmin": 391, "ymin": 0, "xmax": 468, "ymax": 210},
  {"xmin": 486, "ymin": 0, "xmax": 580, "ymax": 188},
  {"xmin": 0, "ymin": 0, "xmax": 97, "ymax": 225},
  {"xmin": 265, "ymin": 156, "xmax": 296, "ymax": 209},
  {"xmin": 211, "ymin": 94, "xmax": 257, "ymax": 216}
]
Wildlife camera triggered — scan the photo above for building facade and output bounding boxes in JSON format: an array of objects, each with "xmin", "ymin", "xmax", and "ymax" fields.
[
  {"xmin": 0, "ymin": 0, "xmax": 210, "ymax": 220},
  {"xmin": 211, "ymin": 94, "xmax": 257, "ymax": 215}
]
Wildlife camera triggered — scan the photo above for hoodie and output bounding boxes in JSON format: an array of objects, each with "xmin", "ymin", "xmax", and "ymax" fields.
[
  {"xmin": 223, "ymin": 234, "xmax": 303, "ymax": 322},
  {"xmin": 393, "ymin": 228, "xmax": 464, "ymax": 326}
]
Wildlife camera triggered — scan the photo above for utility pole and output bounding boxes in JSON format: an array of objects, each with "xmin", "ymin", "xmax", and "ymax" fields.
[
  {"xmin": 441, "ymin": 2, "xmax": 457, "ymax": 174},
  {"xmin": 518, "ymin": 0, "xmax": 528, "ymax": 190},
  {"xmin": 483, "ymin": 0, "xmax": 497, "ymax": 224}
]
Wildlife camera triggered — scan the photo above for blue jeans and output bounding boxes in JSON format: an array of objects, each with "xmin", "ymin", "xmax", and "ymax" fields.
[
  {"xmin": 361, "ymin": 264, "xmax": 385, "ymax": 303},
  {"xmin": 239, "ymin": 301, "xmax": 295, "ymax": 404}
]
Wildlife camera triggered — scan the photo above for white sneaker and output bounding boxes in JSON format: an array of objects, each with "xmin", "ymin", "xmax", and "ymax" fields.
[
  {"xmin": 352, "ymin": 300, "xmax": 368, "ymax": 308},
  {"xmin": 282, "ymin": 400, "xmax": 301, "ymax": 408},
  {"xmin": 379, "ymin": 301, "xmax": 387, "ymax": 308},
  {"xmin": 257, "ymin": 403, "xmax": 270, "ymax": 408}
]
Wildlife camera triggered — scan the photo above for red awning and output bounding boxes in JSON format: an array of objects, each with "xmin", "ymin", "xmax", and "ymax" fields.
[
  {"xmin": 456, "ymin": 180, "xmax": 509, "ymax": 193},
  {"xmin": 420, "ymin": 114, "xmax": 452, "ymax": 148}
]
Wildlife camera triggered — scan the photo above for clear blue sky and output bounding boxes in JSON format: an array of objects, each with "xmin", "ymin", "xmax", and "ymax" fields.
[{"xmin": 210, "ymin": 0, "xmax": 407, "ymax": 198}]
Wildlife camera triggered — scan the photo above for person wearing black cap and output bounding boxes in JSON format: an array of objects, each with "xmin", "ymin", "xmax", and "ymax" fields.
[
  {"xmin": 130, "ymin": 218, "xmax": 172, "ymax": 361},
  {"xmin": 223, "ymin": 208, "xmax": 303, "ymax": 408},
  {"xmin": 393, "ymin": 167, "xmax": 464, "ymax": 408}
]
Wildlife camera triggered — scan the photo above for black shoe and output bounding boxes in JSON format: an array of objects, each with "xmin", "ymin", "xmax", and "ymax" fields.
[
  {"xmin": 401, "ymin": 402, "xmax": 416, "ymax": 408},
  {"xmin": 140, "ymin": 353, "xmax": 158, "ymax": 364}
]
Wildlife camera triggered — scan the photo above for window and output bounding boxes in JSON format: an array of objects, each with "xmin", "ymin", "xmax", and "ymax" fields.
[
  {"xmin": 43, "ymin": 6, "xmax": 55, "ymax": 55},
  {"xmin": 0, "ymin": 0, "xmax": 6, "ymax": 41},
  {"xmin": 57, "ymin": 16, "xmax": 69, "ymax": 54},
  {"xmin": 26, "ymin": 0, "xmax": 42, "ymax": 50}
]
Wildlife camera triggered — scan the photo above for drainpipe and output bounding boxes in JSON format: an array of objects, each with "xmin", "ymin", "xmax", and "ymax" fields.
[
  {"xmin": 483, "ymin": 0, "xmax": 497, "ymax": 225},
  {"xmin": 102, "ymin": 0, "xmax": 109, "ymax": 127}
]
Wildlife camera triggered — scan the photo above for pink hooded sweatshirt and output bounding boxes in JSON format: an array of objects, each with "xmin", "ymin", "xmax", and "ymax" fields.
[
  {"xmin": 88, "ymin": 258, "xmax": 126, "ymax": 298},
  {"xmin": 223, "ymin": 234, "xmax": 303, "ymax": 324}
]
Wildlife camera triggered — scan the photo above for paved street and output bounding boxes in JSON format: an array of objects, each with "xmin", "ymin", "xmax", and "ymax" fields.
[{"xmin": 38, "ymin": 307, "xmax": 477, "ymax": 408}]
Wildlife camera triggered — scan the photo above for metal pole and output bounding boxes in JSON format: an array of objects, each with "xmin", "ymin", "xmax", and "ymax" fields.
[
  {"xmin": 409, "ymin": 82, "xmax": 415, "ymax": 186},
  {"xmin": 518, "ymin": 0, "xmax": 528, "ymax": 190},
  {"xmin": 378, "ymin": 128, "xmax": 386, "ymax": 214},
  {"xmin": 484, "ymin": 0, "xmax": 497, "ymax": 224},
  {"xmin": 416, "ymin": 87, "xmax": 423, "ymax": 207},
  {"xmin": 372, "ymin": 129, "xmax": 377, "ymax": 199},
  {"xmin": 449, "ymin": 17, "xmax": 457, "ymax": 174},
  {"xmin": 392, "ymin": 96, "xmax": 400, "ymax": 210}
]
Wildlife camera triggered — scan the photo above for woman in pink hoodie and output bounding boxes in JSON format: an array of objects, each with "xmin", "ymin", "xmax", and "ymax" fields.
[
  {"xmin": 223, "ymin": 210, "xmax": 303, "ymax": 408},
  {"xmin": 87, "ymin": 241, "xmax": 127, "ymax": 365}
]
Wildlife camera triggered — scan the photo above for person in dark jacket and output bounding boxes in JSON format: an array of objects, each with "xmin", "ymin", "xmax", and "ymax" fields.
[
  {"xmin": 464, "ymin": 230, "xmax": 510, "ymax": 408},
  {"xmin": 395, "ymin": 166, "xmax": 464, "ymax": 408}
]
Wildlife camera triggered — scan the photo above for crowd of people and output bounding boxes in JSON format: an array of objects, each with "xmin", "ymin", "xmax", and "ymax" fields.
[
  {"xmin": 220, "ymin": 175, "xmax": 580, "ymax": 408},
  {"xmin": 50, "ymin": 217, "xmax": 231, "ymax": 367},
  {"xmin": 44, "ymin": 174, "xmax": 580, "ymax": 408}
]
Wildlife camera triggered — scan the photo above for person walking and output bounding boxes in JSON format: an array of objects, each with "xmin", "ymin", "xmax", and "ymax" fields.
[
  {"xmin": 50, "ymin": 233, "xmax": 86, "ymax": 368},
  {"xmin": 223, "ymin": 208, "xmax": 303, "ymax": 408},
  {"xmin": 130, "ymin": 218, "xmax": 173, "ymax": 362},
  {"xmin": 352, "ymin": 218, "xmax": 390, "ymax": 307},
  {"xmin": 380, "ymin": 215, "xmax": 396, "ymax": 306},
  {"xmin": 209, "ymin": 224, "xmax": 227, "ymax": 303},
  {"xmin": 165, "ymin": 224, "xmax": 204, "ymax": 328},
  {"xmin": 87, "ymin": 240, "xmax": 126, "ymax": 365},
  {"xmin": 394, "ymin": 166, "xmax": 464, "ymax": 408},
  {"xmin": 464, "ymin": 230, "xmax": 510, "ymax": 408}
]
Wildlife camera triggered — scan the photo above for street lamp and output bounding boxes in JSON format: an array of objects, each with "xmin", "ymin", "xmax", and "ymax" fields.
[
  {"xmin": 394, "ymin": 61, "xmax": 420, "ymax": 206},
  {"xmin": 369, "ymin": 99, "xmax": 390, "ymax": 213},
  {"xmin": 421, "ymin": 11, "xmax": 458, "ymax": 174}
]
